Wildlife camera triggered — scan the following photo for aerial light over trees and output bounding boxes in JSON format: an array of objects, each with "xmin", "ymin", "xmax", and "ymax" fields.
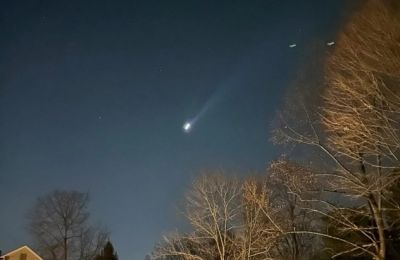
[{"xmin": 152, "ymin": 0, "xmax": 400, "ymax": 259}]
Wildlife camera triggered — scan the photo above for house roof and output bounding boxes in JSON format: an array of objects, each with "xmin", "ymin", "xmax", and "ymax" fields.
[{"xmin": 1, "ymin": 246, "xmax": 43, "ymax": 260}]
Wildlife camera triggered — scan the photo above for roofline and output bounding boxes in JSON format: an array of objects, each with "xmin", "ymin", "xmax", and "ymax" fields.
[{"xmin": 2, "ymin": 246, "xmax": 43, "ymax": 260}]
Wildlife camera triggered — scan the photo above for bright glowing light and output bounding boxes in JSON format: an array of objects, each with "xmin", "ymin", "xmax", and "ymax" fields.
[{"xmin": 183, "ymin": 122, "xmax": 192, "ymax": 133}]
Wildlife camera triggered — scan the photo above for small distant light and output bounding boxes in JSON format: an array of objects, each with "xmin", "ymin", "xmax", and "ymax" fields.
[
  {"xmin": 327, "ymin": 41, "xmax": 335, "ymax": 46},
  {"xmin": 289, "ymin": 43, "xmax": 297, "ymax": 48}
]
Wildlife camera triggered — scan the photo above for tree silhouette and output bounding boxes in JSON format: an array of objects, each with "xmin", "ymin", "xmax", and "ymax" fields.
[
  {"xmin": 93, "ymin": 241, "xmax": 118, "ymax": 260},
  {"xmin": 27, "ymin": 190, "xmax": 108, "ymax": 260}
]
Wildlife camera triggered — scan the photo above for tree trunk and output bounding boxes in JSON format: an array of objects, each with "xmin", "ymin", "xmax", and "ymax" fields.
[
  {"xmin": 370, "ymin": 198, "xmax": 386, "ymax": 260},
  {"xmin": 64, "ymin": 236, "xmax": 68, "ymax": 260}
]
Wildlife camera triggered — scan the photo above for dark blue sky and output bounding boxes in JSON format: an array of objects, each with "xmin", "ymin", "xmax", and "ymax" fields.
[{"xmin": 0, "ymin": 1, "xmax": 349, "ymax": 259}]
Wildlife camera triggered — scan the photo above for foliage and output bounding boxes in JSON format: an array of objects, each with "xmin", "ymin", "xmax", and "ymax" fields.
[{"xmin": 93, "ymin": 241, "xmax": 118, "ymax": 260}]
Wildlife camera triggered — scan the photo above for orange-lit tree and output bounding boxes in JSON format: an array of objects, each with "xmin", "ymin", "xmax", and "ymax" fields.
[{"xmin": 275, "ymin": 0, "xmax": 400, "ymax": 259}]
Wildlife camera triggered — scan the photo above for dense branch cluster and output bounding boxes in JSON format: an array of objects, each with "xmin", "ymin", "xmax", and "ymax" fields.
[
  {"xmin": 323, "ymin": 0, "xmax": 400, "ymax": 166},
  {"xmin": 153, "ymin": 170, "xmax": 320, "ymax": 260}
]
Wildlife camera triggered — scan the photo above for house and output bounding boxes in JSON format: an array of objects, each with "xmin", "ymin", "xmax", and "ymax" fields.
[{"xmin": 0, "ymin": 246, "xmax": 43, "ymax": 260}]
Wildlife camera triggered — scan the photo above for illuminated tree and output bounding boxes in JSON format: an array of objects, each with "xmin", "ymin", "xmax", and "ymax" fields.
[
  {"xmin": 153, "ymin": 173, "xmax": 242, "ymax": 260},
  {"xmin": 275, "ymin": 0, "xmax": 400, "ymax": 259},
  {"xmin": 153, "ymin": 171, "xmax": 320, "ymax": 260}
]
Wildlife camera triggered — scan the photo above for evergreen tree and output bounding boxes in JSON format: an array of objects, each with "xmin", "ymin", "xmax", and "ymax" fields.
[{"xmin": 93, "ymin": 241, "xmax": 118, "ymax": 260}]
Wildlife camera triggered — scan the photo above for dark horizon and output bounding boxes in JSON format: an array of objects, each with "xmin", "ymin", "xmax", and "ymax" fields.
[{"xmin": 0, "ymin": 1, "xmax": 349, "ymax": 258}]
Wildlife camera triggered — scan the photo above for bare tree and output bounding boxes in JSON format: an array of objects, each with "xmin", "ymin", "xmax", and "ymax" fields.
[
  {"xmin": 186, "ymin": 173, "xmax": 243, "ymax": 259},
  {"xmin": 153, "ymin": 173, "xmax": 243, "ymax": 260},
  {"xmin": 27, "ymin": 190, "xmax": 108, "ymax": 260},
  {"xmin": 239, "ymin": 177, "xmax": 281, "ymax": 260},
  {"xmin": 239, "ymin": 162, "xmax": 322, "ymax": 260},
  {"xmin": 77, "ymin": 225, "xmax": 109, "ymax": 260},
  {"xmin": 268, "ymin": 160, "xmax": 321, "ymax": 260},
  {"xmin": 154, "ymin": 171, "xmax": 319, "ymax": 260},
  {"xmin": 153, "ymin": 232, "xmax": 209, "ymax": 260},
  {"xmin": 323, "ymin": 0, "xmax": 400, "ymax": 166},
  {"xmin": 321, "ymin": 0, "xmax": 400, "ymax": 258},
  {"xmin": 273, "ymin": 1, "xmax": 400, "ymax": 259}
]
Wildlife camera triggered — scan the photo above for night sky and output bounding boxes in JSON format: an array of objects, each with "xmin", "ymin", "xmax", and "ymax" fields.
[{"xmin": 0, "ymin": 1, "xmax": 349, "ymax": 259}]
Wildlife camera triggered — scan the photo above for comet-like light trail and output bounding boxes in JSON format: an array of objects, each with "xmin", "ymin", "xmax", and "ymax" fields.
[
  {"xmin": 182, "ymin": 41, "xmax": 279, "ymax": 134},
  {"xmin": 182, "ymin": 83, "xmax": 230, "ymax": 134},
  {"xmin": 182, "ymin": 37, "xmax": 337, "ymax": 134}
]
